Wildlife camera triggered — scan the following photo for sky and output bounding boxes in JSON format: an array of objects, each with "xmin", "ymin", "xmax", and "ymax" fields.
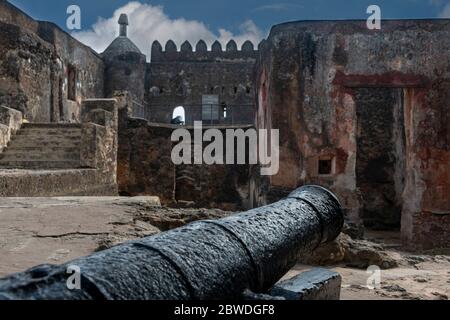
[{"xmin": 9, "ymin": 0, "xmax": 450, "ymax": 56}]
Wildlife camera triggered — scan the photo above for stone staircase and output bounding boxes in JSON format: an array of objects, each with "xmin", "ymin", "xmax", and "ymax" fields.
[
  {"xmin": 0, "ymin": 99, "xmax": 119, "ymax": 197},
  {"xmin": 0, "ymin": 123, "xmax": 82, "ymax": 169},
  {"xmin": 0, "ymin": 122, "xmax": 118, "ymax": 196}
]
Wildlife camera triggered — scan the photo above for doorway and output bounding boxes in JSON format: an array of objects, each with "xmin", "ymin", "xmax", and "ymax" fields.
[{"xmin": 355, "ymin": 87, "xmax": 406, "ymax": 230}]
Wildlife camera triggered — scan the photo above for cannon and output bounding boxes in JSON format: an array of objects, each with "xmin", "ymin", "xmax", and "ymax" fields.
[{"xmin": 0, "ymin": 185, "xmax": 343, "ymax": 300}]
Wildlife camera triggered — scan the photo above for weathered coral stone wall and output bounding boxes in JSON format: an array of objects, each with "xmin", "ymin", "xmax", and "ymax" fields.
[
  {"xmin": 103, "ymin": 52, "xmax": 146, "ymax": 104},
  {"xmin": 257, "ymin": 20, "xmax": 450, "ymax": 249},
  {"xmin": 0, "ymin": 20, "xmax": 54, "ymax": 122},
  {"xmin": 118, "ymin": 120, "xmax": 176, "ymax": 203},
  {"xmin": 38, "ymin": 22, "xmax": 105, "ymax": 122},
  {"xmin": 118, "ymin": 116, "xmax": 252, "ymax": 210},
  {"xmin": 0, "ymin": 1, "xmax": 104, "ymax": 123},
  {"xmin": 147, "ymin": 40, "xmax": 257, "ymax": 124}
]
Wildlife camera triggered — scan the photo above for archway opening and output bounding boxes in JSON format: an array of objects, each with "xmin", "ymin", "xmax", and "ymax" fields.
[{"xmin": 171, "ymin": 106, "xmax": 185, "ymax": 125}]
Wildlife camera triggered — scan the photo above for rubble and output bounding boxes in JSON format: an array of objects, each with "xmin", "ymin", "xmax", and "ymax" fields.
[{"xmin": 302, "ymin": 233, "xmax": 399, "ymax": 269}]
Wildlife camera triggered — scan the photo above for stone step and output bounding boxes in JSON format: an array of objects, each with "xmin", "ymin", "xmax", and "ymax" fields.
[
  {"xmin": 1, "ymin": 147, "xmax": 80, "ymax": 155},
  {"xmin": 0, "ymin": 169, "xmax": 117, "ymax": 197},
  {"xmin": 21, "ymin": 123, "xmax": 81, "ymax": 129},
  {"xmin": 17, "ymin": 129, "xmax": 81, "ymax": 136},
  {"xmin": 2, "ymin": 146, "xmax": 80, "ymax": 153},
  {"xmin": 0, "ymin": 160, "xmax": 81, "ymax": 169},
  {"xmin": 0, "ymin": 123, "xmax": 85, "ymax": 169},
  {"xmin": 11, "ymin": 135, "xmax": 81, "ymax": 143},
  {"xmin": 0, "ymin": 152, "xmax": 80, "ymax": 161},
  {"xmin": 9, "ymin": 142, "xmax": 81, "ymax": 150}
]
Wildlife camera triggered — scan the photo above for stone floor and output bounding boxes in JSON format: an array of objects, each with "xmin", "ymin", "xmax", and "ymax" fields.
[
  {"xmin": 0, "ymin": 197, "xmax": 231, "ymax": 277},
  {"xmin": 0, "ymin": 197, "xmax": 161, "ymax": 277},
  {"xmin": 0, "ymin": 197, "xmax": 448, "ymax": 300},
  {"xmin": 286, "ymin": 259, "xmax": 450, "ymax": 300}
]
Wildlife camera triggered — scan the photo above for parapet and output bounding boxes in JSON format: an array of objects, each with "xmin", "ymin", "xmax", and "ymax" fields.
[{"xmin": 151, "ymin": 39, "xmax": 260, "ymax": 63}]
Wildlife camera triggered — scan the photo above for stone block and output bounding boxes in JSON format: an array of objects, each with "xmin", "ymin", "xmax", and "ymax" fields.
[
  {"xmin": 81, "ymin": 99, "xmax": 117, "ymax": 123},
  {"xmin": 80, "ymin": 123, "xmax": 105, "ymax": 169},
  {"xmin": 113, "ymin": 91, "xmax": 133, "ymax": 113},
  {"xmin": 0, "ymin": 124, "xmax": 9, "ymax": 151},
  {"xmin": 85, "ymin": 109, "xmax": 114, "ymax": 127},
  {"xmin": 79, "ymin": 99, "xmax": 119, "ymax": 186},
  {"xmin": 0, "ymin": 106, "xmax": 22, "ymax": 134},
  {"xmin": 269, "ymin": 268, "xmax": 341, "ymax": 300}
]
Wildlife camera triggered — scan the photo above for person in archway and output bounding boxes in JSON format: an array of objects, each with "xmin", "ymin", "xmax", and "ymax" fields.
[{"xmin": 171, "ymin": 106, "xmax": 186, "ymax": 125}]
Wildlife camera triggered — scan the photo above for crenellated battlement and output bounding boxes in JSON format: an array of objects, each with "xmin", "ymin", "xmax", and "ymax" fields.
[{"xmin": 151, "ymin": 39, "xmax": 264, "ymax": 63}]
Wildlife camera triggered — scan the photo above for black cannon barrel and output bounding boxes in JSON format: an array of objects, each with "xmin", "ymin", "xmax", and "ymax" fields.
[{"xmin": 0, "ymin": 185, "xmax": 343, "ymax": 300}]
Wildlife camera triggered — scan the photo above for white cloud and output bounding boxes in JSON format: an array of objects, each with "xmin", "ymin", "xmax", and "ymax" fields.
[
  {"xmin": 438, "ymin": 3, "xmax": 450, "ymax": 17},
  {"xmin": 72, "ymin": 1, "xmax": 264, "ymax": 57}
]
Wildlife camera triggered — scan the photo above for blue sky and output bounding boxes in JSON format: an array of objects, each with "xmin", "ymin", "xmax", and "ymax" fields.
[{"xmin": 9, "ymin": 0, "xmax": 450, "ymax": 54}]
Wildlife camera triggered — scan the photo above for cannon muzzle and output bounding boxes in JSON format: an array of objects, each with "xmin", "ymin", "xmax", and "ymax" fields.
[{"xmin": 0, "ymin": 185, "xmax": 344, "ymax": 300}]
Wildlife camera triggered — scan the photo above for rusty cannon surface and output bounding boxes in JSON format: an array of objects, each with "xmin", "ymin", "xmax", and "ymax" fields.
[{"xmin": 0, "ymin": 185, "xmax": 344, "ymax": 300}]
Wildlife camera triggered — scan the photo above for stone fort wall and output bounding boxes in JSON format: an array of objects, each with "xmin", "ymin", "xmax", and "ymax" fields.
[
  {"xmin": 256, "ymin": 19, "xmax": 450, "ymax": 249},
  {"xmin": 146, "ymin": 39, "xmax": 259, "ymax": 125},
  {"xmin": 0, "ymin": 0, "xmax": 105, "ymax": 123}
]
